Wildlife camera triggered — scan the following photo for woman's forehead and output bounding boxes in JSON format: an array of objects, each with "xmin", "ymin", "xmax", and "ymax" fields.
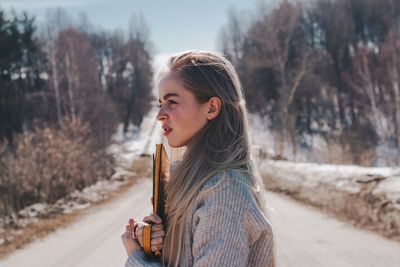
[
  {"xmin": 159, "ymin": 74, "xmax": 185, "ymax": 94},
  {"xmin": 159, "ymin": 71, "xmax": 181, "ymax": 85}
]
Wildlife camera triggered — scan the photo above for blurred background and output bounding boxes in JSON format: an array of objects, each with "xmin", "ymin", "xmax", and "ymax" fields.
[{"xmin": 1, "ymin": 0, "xmax": 400, "ymax": 266}]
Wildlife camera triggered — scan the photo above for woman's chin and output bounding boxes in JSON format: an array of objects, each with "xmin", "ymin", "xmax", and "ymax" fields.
[
  {"xmin": 168, "ymin": 139, "xmax": 185, "ymax": 148},
  {"xmin": 169, "ymin": 143, "xmax": 182, "ymax": 148}
]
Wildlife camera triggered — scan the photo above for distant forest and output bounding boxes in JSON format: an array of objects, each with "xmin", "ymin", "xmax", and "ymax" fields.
[
  {"xmin": 0, "ymin": 7, "xmax": 153, "ymax": 216},
  {"xmin": 1, "ymin": 0, "xmax": 400, "ymax": 216},
  {"xmin": 0, "ymin": 8, "xmax": 154, "ymax": 144},
  {"xmin": 219, "ymin": 0, "xmax": 400, "ymax": 166}
]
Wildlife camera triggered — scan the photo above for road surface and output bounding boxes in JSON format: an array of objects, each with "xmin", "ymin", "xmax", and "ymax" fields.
[{"xmin": 1, "ymin": 179, "xmax": 400, "ymax": 267}]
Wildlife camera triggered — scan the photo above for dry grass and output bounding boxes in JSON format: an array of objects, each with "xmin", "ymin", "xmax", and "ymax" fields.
[
  {"xmin": 0, "ymin": 118, "xmax": 115, "ymax": 217},
  {"xmin": 0, "ymin": 156, "xmax": 152, "ymax": 260}
]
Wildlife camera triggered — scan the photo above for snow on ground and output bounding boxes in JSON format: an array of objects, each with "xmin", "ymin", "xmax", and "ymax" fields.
[
  {"xmin": 259, "ymin": 159, "xmax": 400, "ymax": 198},
  {"xmin": 108, "ymin": 107, "xmax": 163, "ymax": 169},
  {"xmin": 259, "ymin": 160, "xmax": 400, "ymax": 184}
]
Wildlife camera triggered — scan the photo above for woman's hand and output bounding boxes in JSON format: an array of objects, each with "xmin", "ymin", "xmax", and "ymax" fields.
[
  {"xmin": 121, "ymin": 218, "xmax": 141, "ymax": 257},
  {"xmin": 135, "ymin": 213, "xmax": 166, "ymax": 253}
]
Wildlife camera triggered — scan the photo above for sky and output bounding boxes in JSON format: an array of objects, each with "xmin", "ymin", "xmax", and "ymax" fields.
[{"xmin": 0, "ymin": 0, "xmax": 264, "ymax": 58}]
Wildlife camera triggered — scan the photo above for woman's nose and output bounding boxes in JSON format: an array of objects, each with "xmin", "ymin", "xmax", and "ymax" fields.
[{"xmin": 156, "ymin": 107, "xmax": 167, "ymax": 121}]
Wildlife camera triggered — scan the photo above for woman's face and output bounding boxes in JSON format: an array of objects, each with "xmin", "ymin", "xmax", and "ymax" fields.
[{"xmin": 156, "ymin": 73, "xmax": 209, "ymax": 148}]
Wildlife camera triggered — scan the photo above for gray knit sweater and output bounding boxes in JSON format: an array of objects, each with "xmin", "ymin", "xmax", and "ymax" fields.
[{"xmin": 124, "ymin": 170, "xmax": 274, "ymax": 267}]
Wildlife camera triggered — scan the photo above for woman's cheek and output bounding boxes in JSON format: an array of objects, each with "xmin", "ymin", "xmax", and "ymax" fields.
[{"xmin": 169, "ymin": 109, "xmax": 181, "ymax": 121}]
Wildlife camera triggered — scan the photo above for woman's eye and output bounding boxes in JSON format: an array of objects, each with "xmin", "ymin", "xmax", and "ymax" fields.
[{"xmin": 157, "ymin": 100, "xmax": 177, "ymax": 108}]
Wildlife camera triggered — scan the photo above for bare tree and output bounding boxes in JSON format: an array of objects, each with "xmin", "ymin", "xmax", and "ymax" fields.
[
  {"xmin": 54, "ymin": 28, "xmax": 117, "ymax": 147},
  {"xmin": 43, "ymin": 7, "xmax": 73, "ymax": 127},
  {"xmin": 119, "ymin": 38, "xmax": 153, "ymax": 133},
  {"xmin": 381, "ymin": 29, "xmax": 400, "ymax": 161},
  {"xmin": 48, "ymin": 26, "xmax": 63, "ymax": 127},
  {"xmin": 346, "ymin": 45, "xmax": 385, "ymax": 137},
  {"xmin": 217, "ymin": 7, "xmax": 249, "ymax": 66},
  {"xmin": 312, "ymin": 0, "xmax": 355, "ymax": 128},
  {"xmin": 129, "ymin": 13, "xmax": 154, "ymax": 53},
  {"xmin": 245, "ymin": 1, "xmax": 312, "ymax": 156}
]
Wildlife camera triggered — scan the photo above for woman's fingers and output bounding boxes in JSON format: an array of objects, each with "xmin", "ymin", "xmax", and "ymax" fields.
[
  {"xmin": 143, "ymin": 213, "xmax": 162, "ymax": 224},
  {"xmin": 121, "ymin": 228, "xmax": 141, "ymax": 256},
  {"xmin": 151, "ymin": 230, "xmax": 165, "ymax": 239},
  {"xmin": 128, "ymin": 218, "xmax": 136, "ymax": 226},
  {"xmin": 151, "ymin": 224, "xmax": 164, "ymax": 231},
  {"xmin": 126, "ymin": 224, "xmax": 133, "ymax": 233},
  {"xmin": 151, "ymin": 244, "xmax": 163, "ymax": 252},
  {"xmin": 132, "ymin": 215, "xmax": 165, "ymax": 251},
  {"xmin": 150, "ymin": 237, "xmax": 164, "ymax": 245},
  {"xmin": 126, "ymin": 218, "xmax": 136, "ymax": 232}
]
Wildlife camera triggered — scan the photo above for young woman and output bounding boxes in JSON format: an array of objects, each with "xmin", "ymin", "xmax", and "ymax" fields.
[{"xmin": 121, "ymin": 51, "xmax": 275, "ymax": 267}]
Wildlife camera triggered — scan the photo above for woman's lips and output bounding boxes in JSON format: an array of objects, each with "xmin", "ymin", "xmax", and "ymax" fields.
[{"xmin": 163, "ymin": 126, "xmax": 173, "ymax": 136}]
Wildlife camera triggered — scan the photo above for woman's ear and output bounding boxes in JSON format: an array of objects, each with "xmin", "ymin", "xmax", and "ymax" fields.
[{"xmin": 206, "ymin": 97, "xmax": 222, "ymax": 120}]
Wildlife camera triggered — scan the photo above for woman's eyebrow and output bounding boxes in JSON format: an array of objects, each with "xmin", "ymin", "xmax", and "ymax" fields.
[{"xmin": 159, "ymin": 93, "xmax": 180, "ymax": 103}]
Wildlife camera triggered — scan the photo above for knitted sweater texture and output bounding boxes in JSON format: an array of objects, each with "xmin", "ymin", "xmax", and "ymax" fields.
[{"xmin": 124, "ymin": 170, "xmax": 274, "ymax": 267}]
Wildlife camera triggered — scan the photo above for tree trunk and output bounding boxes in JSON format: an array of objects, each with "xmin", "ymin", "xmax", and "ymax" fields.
[
  {"xmin": 333, "ymin": 55, "xmax": 346, "ymax": 128},
  {"xmin": 392, "ymin": 80, "xmax": 400, "ymax": 159},
  {"xmin": 49, "ymin": 36, "xmax": 63, "ymax": 127},
  {"xmin": 65, "ymin": 53, "xmax": 76, "ymax": 120}
]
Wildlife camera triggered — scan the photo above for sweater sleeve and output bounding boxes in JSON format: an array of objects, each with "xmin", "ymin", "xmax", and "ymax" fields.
[
  {"xmin": 124, "ymin": 250, "xmax": 162, "ymax": 267},
  {"xmin": 191, "ymin": 177, "xmax": 251, "ymax": 267}
]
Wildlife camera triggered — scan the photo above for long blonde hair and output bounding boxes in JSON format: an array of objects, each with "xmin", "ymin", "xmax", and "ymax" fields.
[{"xmin": 161, "ymin": 51, "xmax": 267, "ymax": 266}]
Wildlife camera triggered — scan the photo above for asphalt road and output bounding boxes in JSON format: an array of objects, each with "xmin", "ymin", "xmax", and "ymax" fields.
[
  {"xmin": 266, "ymin": 192, "xmax": 400, "ymax": 267},
  {"xmin": 1, "ymin": 179, "xmax": 400, "ymax": 267}
]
